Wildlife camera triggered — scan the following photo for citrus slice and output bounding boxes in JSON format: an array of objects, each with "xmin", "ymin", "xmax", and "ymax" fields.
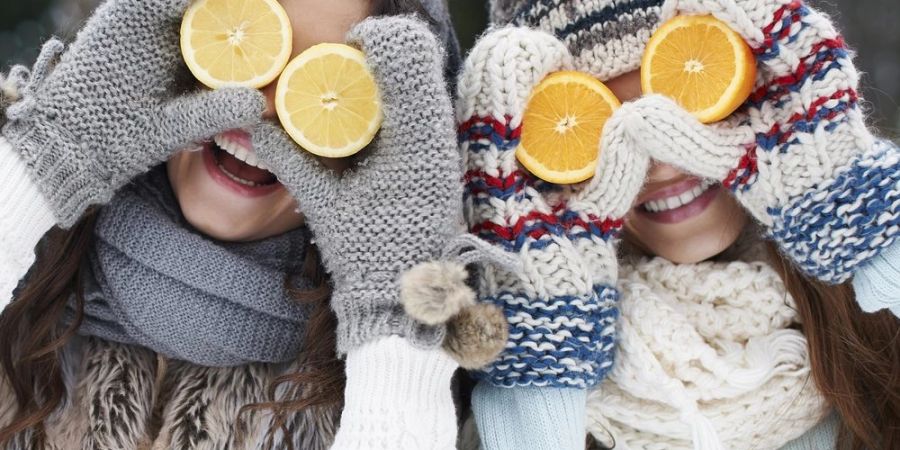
[
  {"xmin": 181, "ymin": 0, "xmax": 293, "ymax": 89},
  {"xmin": 517, "ymin": 71, "xmax": 621, "ymax": 185},
  {"xmin": 275, "ymin": 43, "xmax": 383, "ymax": 158},
  {"xmin": 641, "ymin": 15, "xmax": 757, "ymax": 123}
]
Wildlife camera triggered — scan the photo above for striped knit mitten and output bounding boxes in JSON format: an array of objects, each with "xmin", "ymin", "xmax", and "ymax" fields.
[
  {"xmin": 458, "ymin": 27, "xmax": 649, "ymax": 389},
  {"xmin": 618, "ymin": 0, "xmax": 900, "ymax": 285}
]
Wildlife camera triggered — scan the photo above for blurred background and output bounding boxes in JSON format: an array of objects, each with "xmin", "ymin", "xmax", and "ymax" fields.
[{"xmin": 1, "ymin": 0, "xmax": 897, "ymax": 137}]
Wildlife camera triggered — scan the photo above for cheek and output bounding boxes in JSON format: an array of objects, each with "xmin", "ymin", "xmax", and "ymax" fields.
[
  {"xmin": 166, "ymin": 152, "xmax": 305, "ymax": 242},
  {"xmin": 624, "ymin": 190, "xmax": 749, "ymax": 263}
]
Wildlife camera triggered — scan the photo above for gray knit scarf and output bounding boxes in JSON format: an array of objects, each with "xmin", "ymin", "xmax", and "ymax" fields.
[{"xmin": 69, "ymin": 166, "xmax": 313, "ymax": 367}]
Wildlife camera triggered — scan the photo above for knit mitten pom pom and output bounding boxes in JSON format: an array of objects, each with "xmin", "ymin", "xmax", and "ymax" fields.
[
  {"xmin": 401, "ymin": 261, "xmax": 476, "ymax": 325},
  {"xmin": 400, "ymin": 261, "xmax": 508, "ymax": 369},
  {"xmin": 444, "ymin": 303, "xmax": 508, "ymax": 370}
]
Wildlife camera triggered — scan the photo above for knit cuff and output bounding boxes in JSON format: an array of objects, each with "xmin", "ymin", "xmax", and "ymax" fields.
[
  {"xmin": 333, "ymin": 285, "xmax": 446, "ymax": 356},
  {"xmin": 478, "ymin": 283, "xmax": 620, "ymax": 389},
  {"xmin": 768, "ymin": 139, "xmax": 900, "ymax": 284},
  {"xmin": 5, "ymin": 118, "xmax": 102, "ymax": 228},
  {"xmin": 852, "ymin": 241, "xmax": 900, "ymax": 317},
  {"xmin": 472, "ymin": 382, "xmax": 586, "ymax": 450},
  {"xmin": 332, "ymin": 336, "xmax": 459, "ymax": 450},
  {"xmin": 0, "ymin": 137, "xmax": 56, "ymax": 307}
]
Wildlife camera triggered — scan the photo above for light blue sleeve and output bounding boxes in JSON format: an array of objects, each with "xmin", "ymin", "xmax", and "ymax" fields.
[
  {"xmin": 471, "ymin": 381, "xmax": 586, "ymax": 450},
  {"xmin": 778, "ymin": 413, "xmax": 840, "ymax": 450},
  {"xmin": 852, "ymin": 241, "xmax": 900, "ymax": 318}
]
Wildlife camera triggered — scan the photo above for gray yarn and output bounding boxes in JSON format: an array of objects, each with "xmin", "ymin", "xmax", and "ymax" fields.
[
  {"xmin": 251, "ymin": 16, "xmax": 463, "ymax": 355},
  {"xmin": 418, "ymin": 0, "xmax": 462, "ymax": 81},
  {"xmin": 1, "ymin": 0, "xmax": 265, "ymax": 228},
  {"xmin": 70, "ymin": 167, "xmax": 313, "ymax": 367}
]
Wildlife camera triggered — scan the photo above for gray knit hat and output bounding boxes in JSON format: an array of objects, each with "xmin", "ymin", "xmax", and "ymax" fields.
[{"xmin": 491, "ymin": 0, "xmax": 664, "ymax": 80}]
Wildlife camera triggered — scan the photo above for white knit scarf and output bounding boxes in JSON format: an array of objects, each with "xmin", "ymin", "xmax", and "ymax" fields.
[{"xmin": 587, "ymin": 255, "xmax": 829, "ymax": 450}]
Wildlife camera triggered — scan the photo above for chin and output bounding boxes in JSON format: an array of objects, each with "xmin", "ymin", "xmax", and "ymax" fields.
[
  {"xmin": 166, "ymin": 133, "xmax": 304, "ymax": 243},
  {"xmin": 626, "ymin": 185, "xmax": 749, "ymax": 264}
]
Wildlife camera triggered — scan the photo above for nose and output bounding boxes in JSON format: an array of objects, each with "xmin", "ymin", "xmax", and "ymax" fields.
[{"xmin": 260, "ymin": 80, "xmax": 278, "ymax": 120}]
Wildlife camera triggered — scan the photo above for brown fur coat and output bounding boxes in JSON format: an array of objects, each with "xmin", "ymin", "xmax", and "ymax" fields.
[{"xmin": 0, "ymin": 337, "xmax": 339, "ymax": 449}]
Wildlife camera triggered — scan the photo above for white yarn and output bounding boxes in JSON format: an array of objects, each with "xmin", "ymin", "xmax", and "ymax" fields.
[{"xmin": 587, "ymin": 256, "xmax": 829, "ymax": 450}]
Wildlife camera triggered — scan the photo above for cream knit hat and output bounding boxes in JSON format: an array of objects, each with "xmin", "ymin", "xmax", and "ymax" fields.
[{"xmin": 489, "ymin": 0, "xmax": 664, "ymax": 80}]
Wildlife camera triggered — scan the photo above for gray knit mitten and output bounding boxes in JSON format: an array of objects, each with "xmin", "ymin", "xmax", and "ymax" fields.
[
  {"xmin": 1, "ymin": 0, "xmax": 265, "ymax": 227},
  {"xmin": 252, "ymin": 16, "xmax": 462, "ymax": 355}
]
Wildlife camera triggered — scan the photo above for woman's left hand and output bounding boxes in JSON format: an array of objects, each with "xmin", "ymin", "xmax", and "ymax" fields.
[{"xmin": 252, "ymin": 15, "xmax": 462, "ymax": 449}]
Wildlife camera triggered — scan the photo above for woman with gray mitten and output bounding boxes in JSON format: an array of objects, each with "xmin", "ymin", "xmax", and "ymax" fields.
[{"xmin": 0, "ymin": 0, "xmax": 466, "ymax": 448}]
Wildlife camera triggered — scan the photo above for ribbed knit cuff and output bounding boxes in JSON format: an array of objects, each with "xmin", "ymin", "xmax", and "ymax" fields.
[
  {"xmin": 472, "ymin": 382, "xmax": 586, "ymax": 450},
  {"xmin": 853, "ymin": 241, "xmax": 900, "ymax": 318},
  {"xmin": 332, "ymin": 336, "xmax": 459, "ymax": 450},
  {"xmin": 333, "ymin": 285, "xmax": 446, "ymax": 356},
  {"xmin": 5, "ymin": 119, "xmax": 101, "ymax": 228},
  {"xmin": 0, "ymin": 137, "xmax": 56, "ymax": 308}
]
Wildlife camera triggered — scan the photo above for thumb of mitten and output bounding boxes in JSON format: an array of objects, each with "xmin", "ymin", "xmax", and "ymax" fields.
[
  {"xmin": 153, "ymin": 88, "xmax": 266, "ymax": 154},
  {"xmin": 619, "ymin": 95, "xmax": 755, "ymax": 182}
]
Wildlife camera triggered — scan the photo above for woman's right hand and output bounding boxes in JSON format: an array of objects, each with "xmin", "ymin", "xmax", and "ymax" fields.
[{"xmin": 1, "ymin": 0, "xmax": 265, "ymax": 228}]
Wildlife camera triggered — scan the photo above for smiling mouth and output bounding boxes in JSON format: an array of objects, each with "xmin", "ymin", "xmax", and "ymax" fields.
[
  {"xmin": 639, "ymin": 179, "xmax": 715, "ymax": 213},
  {"xmin": 635, "ymin": 178, "xmax": 721, "ymax": 224},
  {"xmin": 211, "ymin": 132, "xmax": 278, "ymax": 187}
]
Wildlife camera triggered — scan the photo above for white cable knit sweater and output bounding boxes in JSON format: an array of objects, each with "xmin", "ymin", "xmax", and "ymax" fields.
[{"xmin": 587, "ymin": 252, "xmax": 830, "ymax": 450}]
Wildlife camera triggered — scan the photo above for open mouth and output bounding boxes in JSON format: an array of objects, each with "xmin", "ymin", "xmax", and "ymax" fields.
[
  {"xmin": 201, "ymin": 130, "xmax": 283, "ymax": 197},
  {"xmin": 211, "ymin": 132, "xmax": 277, "ymax": 187},
  {"xmin": 636, "ymin": 178, "xmax": 720, "ymax": 224}
]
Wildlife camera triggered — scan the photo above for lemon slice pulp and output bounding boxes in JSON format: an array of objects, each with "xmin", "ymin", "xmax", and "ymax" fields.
[
  {"xmin": 275, "ymin": 43, "xmax": 383, "ymax": 158},
  {"xmin": 181, "ymin": 0, "xmax": 293, "ymax": 89}
]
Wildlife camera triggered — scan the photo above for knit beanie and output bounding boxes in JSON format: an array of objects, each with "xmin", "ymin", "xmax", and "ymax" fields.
[{"xmin": 490, "ymin": 0, "xmax": 664, "ymax": 80}]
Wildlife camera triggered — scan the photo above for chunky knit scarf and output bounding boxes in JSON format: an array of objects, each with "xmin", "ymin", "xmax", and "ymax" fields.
[
  {"xmin": 70, "ymin": 166, "xmax": 313, "ymax": 367},
  {"xmin": 587, "ymin": 255, "xmax": 829, "ymax": 450}
]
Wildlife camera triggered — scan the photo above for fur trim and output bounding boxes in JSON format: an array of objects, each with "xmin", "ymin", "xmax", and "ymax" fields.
[
  {"xmin": 2, "ymin": 338, "xmax": 338, "ymax": 449},
  {"xmin": 401, "ymin": 261, "xmax": 476, "ymax": 325},
  {"xmin": 443, "ymin": 303, "xmax": 508, "ymax": 370}
]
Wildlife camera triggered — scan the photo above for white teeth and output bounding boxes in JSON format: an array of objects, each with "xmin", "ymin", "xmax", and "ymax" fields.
[
  {"xmin": 641, "ymin": 180, "xmax": 716, "ymax": 213},
  {"xmin": 213, "ymin": 134, "xmax": 270, "ymax": 171},
  {"xmin": 218, "ymin": 163, "xmax": 258, "ymax": 187}
]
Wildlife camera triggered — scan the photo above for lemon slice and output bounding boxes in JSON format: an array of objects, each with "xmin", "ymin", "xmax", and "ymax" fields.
[
  {"xmin": 275, "ymin": 43, "xmax": 383, "ymax": 158},
  {"xmin": 641, "ymin": 15, "xmax": 757, "ymax": 123},
  {"xmin": 181, "ymin": 0, "xmax": 293, "ymax": 89},
  {"xmin": 517, "ymin": 71, "xmax": 621, "ymax": 185}
]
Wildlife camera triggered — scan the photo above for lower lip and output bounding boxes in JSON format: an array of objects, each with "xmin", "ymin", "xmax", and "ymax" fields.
[
  {"xmin": 636, "ymin": 185, "xmax": 722, "ymax": 224},
  {"xmin": 201, "ymin": 142, "xmax": 283, "ymax": 198}
]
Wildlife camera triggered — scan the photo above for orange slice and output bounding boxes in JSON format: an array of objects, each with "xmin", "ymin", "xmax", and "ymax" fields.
[
  {"xmin": 181, "ymin": 0, "xmax": 293, "ymax": 89},
  {"xmin": 275, "ymin": 43, "xmax": 383, "ymax": 158},
  {"xmin": 641, "ymin": 15, "xmax": 757, "ymax": 123},
  {"xmin": 517, "ymin": 71, "xmax": 621, "ymax": 185}
]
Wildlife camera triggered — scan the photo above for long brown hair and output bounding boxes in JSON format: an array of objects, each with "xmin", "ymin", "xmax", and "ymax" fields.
[{"xmin": 766, "ymin": 241, "xmax": 900, "ymax": 450}]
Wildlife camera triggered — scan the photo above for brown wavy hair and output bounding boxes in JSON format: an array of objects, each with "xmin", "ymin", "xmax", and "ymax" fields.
[
  {"xmin": 766, "ymin": 241, "xmax": 900, "ymax": 450},
  {"xmin": 0, "ymin": 1, "xmax": 441, "ymax": 447}
]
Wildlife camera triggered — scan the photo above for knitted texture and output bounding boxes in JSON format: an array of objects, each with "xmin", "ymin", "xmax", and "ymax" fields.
[
  {"xmin": 472, "ymin": 383, "xmax": 586, "ymax": 450},
  {"xmin": 75, "ymin": 167, "xmax": 314, "ymax": 367},
  {"xmin": 1, "ymin": 0, "xmax": 265, "ymax": 228},
  {"xmin": 458, "ymin": 27, "xmax": 650, "ymax": 388},
  {"xmin": 252, "ymin": 16, "xmax": 462, "ymax": 355},
  {"xmin": 331, "ymin": 336, "xmax": 459, "ymax": 450},
  {"xmin": 492, "ymin": 0, "xmax": 665, "ymax": 81},
  {"xmin": 852, "ymin": 241, "xmax": 900, "ymax": 316},
  {"xmin": 604, "ymin": 0, "xmax": 900, "ymax": 284},
  {"xmin": 0, "ymin": 137, "xmax": 55, "ymax": 309},
  {"xmin": 587, "ymin": 256, "xmax": 828, "ymax": 450}
]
